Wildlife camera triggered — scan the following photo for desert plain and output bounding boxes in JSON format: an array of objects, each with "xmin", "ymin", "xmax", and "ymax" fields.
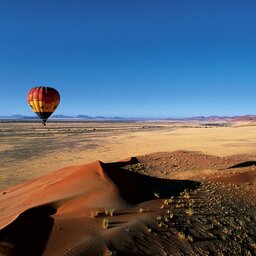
[{"xmin": 0, "ymin": 120, "xmax": 256, "ymax": 255}]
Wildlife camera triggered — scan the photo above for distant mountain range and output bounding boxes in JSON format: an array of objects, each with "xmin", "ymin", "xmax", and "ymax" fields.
[
  {"xmin": 0, "ymin": 114, "xmax": 255, "ymax": 122},
  {"xmin": 165, "ymin": 115, "xmax": 256, "ymax": 122}
]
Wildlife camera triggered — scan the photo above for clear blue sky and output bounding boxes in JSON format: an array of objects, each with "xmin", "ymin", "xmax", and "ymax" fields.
[{"xmin": 0, "ymin": 0, "xmax": 255, "ymax": 118}]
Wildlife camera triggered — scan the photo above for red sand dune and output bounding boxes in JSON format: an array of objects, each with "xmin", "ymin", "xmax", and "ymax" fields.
[
  {"xmin": 209, "ymin": 169, "xmax": 256, "ymax": 185},
  {"xmin": 1, "ymin": 151, "xmax": 255, "ymax": 255},
  {"xmin": 0, "ymin": 157, "xmax": 199, "ymax": 255},
  {"xmin": 0, "ymin": 160, "xmax": 130, "ymax": 255},
  {"xmin": 0, "ymin": 161, "xmax": 128, "ymax": 229}
]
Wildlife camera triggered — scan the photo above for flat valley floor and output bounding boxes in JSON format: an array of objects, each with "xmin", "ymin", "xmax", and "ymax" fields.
[{"xmin": 1, "ymin": 121, "xmax": 256, "ymax": 189}]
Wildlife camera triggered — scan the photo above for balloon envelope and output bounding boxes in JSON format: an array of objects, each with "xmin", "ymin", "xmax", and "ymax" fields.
[{"xmin": 27, "ymin": 86, "xmax": 60, "ymax": 124}]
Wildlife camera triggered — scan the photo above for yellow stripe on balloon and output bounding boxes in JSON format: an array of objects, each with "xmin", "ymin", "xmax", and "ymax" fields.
[
  {"xmin": 33, "ymin": 99, "xmax": 40, "ymax": 113},
  {"xmin": 39, "ymin": 101, "xmax": 44, "ymax": 111},
  {"xmin": 29, "ymin": 100, "xmax": 37, "ymax": 113}
]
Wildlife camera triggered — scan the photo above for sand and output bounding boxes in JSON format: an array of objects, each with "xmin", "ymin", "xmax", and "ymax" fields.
[
  {"xmin": 0, "ymin": 121, "xmax": 256, "ymax": 255},
  {"xmin": 1, "ymin": 121, "xmax": 256, "ymax": 189}
]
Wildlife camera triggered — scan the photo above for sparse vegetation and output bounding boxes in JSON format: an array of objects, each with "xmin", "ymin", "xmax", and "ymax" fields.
[
  {"xmin": 177, "ymin": 231, "xmax": 186, "ymax": 240},
  {"xmin": 147, "ymin": 226, "xmax": 152, "ymax": 233},
  {"xmin": 185, "ymin": 208, "xmax": 194, "ymax": 216},
  {"xmin": 90, "ymin": 210, "xmax": 100, "ymax": 218},
  {"xmin": 102, "ymin": 218, "xmax": 109, "ymax": 229},
  {"xmin": 127, "ymin": 162, "xmax": 147, "ymax": 173},
  {"xmin": 154, "ymin": 192, "xmax": 160, "ymax": 198},
  {"xmin": 149, "ymin": 177, "xmax": 256, "ymax": 255},
  {"xmin": 163, "ymin": 199, "xmax": 169, "ymax": 205},
  {"xmin": 105, "ymin": 209, "xmax": 115, "ymax": 217}
]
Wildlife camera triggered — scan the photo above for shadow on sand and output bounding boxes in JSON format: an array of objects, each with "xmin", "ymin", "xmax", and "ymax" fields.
[
  {"xmin": 228, "ymin": 161, "xmax": 256, "ymax": 169},
  {"xmin": 0, "ymin": 205, "xmax": 56, "ymax": 256},
  {"xmin": 101, "ymin": 157, "xmax": 201, "ymax": 205}
]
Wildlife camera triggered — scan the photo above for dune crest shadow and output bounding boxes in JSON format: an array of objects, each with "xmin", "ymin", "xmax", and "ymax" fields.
[
  {"xmin": 101, "ymin": 157, "xmax": 201, "ymax": 205},
  {"xmin": 0, "ymin": 205, "xmax": 56, "ymax": 256},
  {"xmin": 228, "ymin": 161, "xmax": 256, "ymax": 169}
]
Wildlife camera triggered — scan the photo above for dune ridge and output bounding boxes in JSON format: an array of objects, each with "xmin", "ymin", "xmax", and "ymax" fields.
[
  {"xmin": 0, "ymin": 151, "xmax": 256, "ymax": 255},
  {"xmin": 0, "ymin": 160, "xmax": 127, "ymax": 229},
  {"xmin": 0, "ymin": 156, "xmax": 200, "ymax": 255}
]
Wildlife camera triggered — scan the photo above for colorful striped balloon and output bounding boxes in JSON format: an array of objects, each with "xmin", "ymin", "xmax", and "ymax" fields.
[{"xmin": 27, "ymin": 86, "xmax": 60, "ymax": 125}]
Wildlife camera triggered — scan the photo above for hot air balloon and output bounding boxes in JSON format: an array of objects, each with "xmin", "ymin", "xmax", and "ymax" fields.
[{"xmin": 27, "ymin": 86, "xmax": 60, "ymax": 125}]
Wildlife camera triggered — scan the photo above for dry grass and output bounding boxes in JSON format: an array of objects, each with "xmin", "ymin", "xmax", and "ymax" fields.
[{"xmin": 1, "ymin": 121, "xmax": 256, "ymax": 189}]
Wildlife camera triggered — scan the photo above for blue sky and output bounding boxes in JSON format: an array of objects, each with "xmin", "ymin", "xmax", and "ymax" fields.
[{"xmin": 0, "ymin": 0, "xmax": 255, "ymax": 117}]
